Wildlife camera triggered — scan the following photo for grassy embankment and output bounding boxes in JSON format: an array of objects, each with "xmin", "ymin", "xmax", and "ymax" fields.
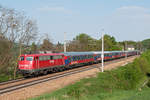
[{"xmin": 30, "ymin": 51, "xmax": 150, "ymax": 100}]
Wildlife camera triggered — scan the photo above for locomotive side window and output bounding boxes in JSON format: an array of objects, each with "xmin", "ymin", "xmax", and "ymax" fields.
[
  {"xmin": 39, "ymin": 56, "xmax": 43, "ymax": 61},
  {"xmin": 43, "ymin": 56, "xmax": 46, "ymax": 60},
  {"xmin": 39, "ymin": 56, "xmax": 50, "ymax": 61},
  {"xmin": 53, "ymin": 55, "xmax": 63, "ymax": 59},
  {"xmin": 45, "ymin": 56, "xmax": 49, "ymax": 60},
  {"xmin": 20, "ymin": 56, "xmax": 24, "ymax": 61}
]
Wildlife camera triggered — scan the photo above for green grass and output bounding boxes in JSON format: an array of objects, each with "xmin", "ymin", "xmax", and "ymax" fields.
[
  {"xmin": 0, "ymin": 74, "xmax": 11, "ymax": 82},
  {"xmin": 0, "ymin": 73, "xmax": 22, "ymax": 82},
  {"xmin": 30, "ymin": 87, "xmax": 150, "ymax": 100},
  {"xmin": 30, "ymin": 51, "xmax": 150, "ymax": 100}
]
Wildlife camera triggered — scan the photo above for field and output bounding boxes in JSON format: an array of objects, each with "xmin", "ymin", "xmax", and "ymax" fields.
[{"xmin": 30, "ymin": 88, "xmax": 150, "ymax": 100}]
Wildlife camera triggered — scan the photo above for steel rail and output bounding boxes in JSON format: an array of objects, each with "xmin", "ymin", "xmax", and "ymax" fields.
[{"xmin": 0, "ymin": 78, "xmax": 25, "ymax": 86}]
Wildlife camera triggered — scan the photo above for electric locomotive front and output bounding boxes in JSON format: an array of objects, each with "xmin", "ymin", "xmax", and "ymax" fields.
[{"xmin": 18, "ymin": 54, "xmax": 37, "ymax": 76}]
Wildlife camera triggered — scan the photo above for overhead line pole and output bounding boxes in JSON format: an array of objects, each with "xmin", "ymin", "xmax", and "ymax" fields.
[
  {"xmin": 64, "ymin": 32, "xmax": 66, "ymax": 53},
  {"xmin": 101, "ymin": 30, "xmax": 104, "ymax": 72},
  {"xmin": 125, "ymin": 41, "xmax": 127, "ymax": 63}
]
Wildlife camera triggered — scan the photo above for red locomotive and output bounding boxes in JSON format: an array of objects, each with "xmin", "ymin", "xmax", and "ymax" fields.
[{"xmin": 18, "ymin": 51, "xmax": 139, "ymax": 76}]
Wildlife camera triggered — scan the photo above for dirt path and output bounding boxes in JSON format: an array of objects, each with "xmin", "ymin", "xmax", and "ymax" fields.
[{"xmin": 0, "ymin": 56, "xmax": 138, "ymax": 100}]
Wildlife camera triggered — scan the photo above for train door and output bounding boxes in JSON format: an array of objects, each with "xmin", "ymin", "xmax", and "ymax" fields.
[
  {"xmin": 49, "ymin": 56, "xmax": 54, "ymax": 67},
  {"xmin": 35, "ymin": 56, "xmax": 39, "ymax": 69}
]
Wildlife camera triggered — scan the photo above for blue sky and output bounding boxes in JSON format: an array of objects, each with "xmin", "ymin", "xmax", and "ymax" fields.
[{"xmin": 0, "ymin": 0, "xmax": 150, "ymax": 43}]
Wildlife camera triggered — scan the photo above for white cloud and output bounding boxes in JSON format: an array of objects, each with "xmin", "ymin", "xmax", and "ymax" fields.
[
  {"xmin": 37, "ymin": 6, "xmax": 71, "ymax": 14},
  {"xmin": 114, "ymin": 6, "xmax": 150, "ymax": 19}
]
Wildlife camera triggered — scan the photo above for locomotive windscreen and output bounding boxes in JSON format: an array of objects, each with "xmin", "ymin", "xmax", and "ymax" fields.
[{"xmin": 26, "ymin": 57, "xmax": 33, "ymax": 61}]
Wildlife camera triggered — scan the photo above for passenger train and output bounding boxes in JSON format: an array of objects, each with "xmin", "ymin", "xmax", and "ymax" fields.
[{"xmin": 18, "ymin": 51, "xmax": 139, "ymax": 76}]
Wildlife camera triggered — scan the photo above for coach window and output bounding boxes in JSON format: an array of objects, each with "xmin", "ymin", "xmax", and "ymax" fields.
[
  {"xmin": 84, "ymin": 55, "xmax": 86, "ymax": 59},
  {"xmin": 82, "ymin": 56, "xmax": 84, "ymax": 60},
  {"xmin": 89, "ymin": 55, "xmax": 91, "ymax": 58},
  {"xmin": 80, "ymin": 56, "xmax": 82, "ymax": 60},
  {"xmin": 78, "ymin": 56, "xmax": 80, "ymax": 60},
  {"xmin": 74, "ymin": 56, "xmax": 76, "ymax": 61},
  {"xmin": 75, "ymin": 56, "xmax": 77, "ymax": 61},
  {"xmin": 76, "ymin": 56, "xmax": 78, "ymax": 61},
  {"xmin": 70, "ymin": 57, "xmax": 73, "ymax": 61},
  {"xmin": 72, "ymin": 56, "xmax": 75, "ymax": 61},
  {"xmin": 68, "ymin": 57, "xmax": 71, "ymax": 61},
  {"xmin": 90, "ymin": 55, "xmax": 92, "ymax": 58},
  {"xmin": 99, "ymin": 54, "xmax": 101, "ymax": 58}
]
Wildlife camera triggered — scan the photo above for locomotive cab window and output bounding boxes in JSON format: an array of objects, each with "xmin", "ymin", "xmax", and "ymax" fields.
[{"xmin": 26, "ymin": 57, "xmax": 33, "ymax": 61}]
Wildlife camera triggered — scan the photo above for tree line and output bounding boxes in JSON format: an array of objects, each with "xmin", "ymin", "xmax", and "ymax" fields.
[{"xmin": 37, "ymin": 33, "xmax": 144, "ymax": 52}]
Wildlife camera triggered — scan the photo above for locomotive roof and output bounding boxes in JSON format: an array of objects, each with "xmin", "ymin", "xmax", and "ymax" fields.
[{"xmin": 20, "ymin": 53, "xmax": 64, "ymax": 57}]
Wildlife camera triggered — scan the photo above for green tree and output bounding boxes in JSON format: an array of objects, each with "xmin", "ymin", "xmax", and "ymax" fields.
[
  {"xmin": 73, "ymin": 33, "xmax": 96, "ymax": 51},
  {"xmin": 142, "ymin": 39, "xmax": 150, "ymax": 50},
  {"xmin": 100, "ymin": 34, "xmax": 121, "ymax": 51}
]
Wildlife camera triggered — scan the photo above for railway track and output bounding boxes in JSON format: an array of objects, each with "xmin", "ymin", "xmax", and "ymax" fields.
[
  {"xmin": 0, "ymin": 78, "xmax": 25, "ymax": 86},
  {"xmin": 0, "ymin": 56, "xmax": 138, "ymax": 95}
]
